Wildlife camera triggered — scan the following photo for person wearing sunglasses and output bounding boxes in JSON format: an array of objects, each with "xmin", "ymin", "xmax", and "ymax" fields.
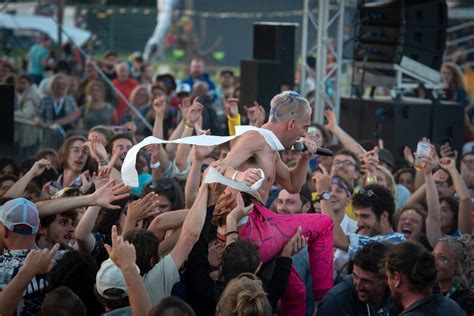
[
  {"xmin": 211, "ymin": 91, "xmax": 334, "ymax": 315},
  {"xmin": 315, "ymin": 166, "xmax": 405, "ymax": 260}
]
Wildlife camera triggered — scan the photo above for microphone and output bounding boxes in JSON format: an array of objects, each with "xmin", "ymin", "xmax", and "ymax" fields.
[{"xmin": 293, "ymin": 142, "xmax": 334, "ymax": 156}]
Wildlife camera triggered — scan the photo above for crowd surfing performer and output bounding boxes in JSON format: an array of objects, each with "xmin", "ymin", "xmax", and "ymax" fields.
[{"xmin": 210, "ymin": 91, "xmax": 334, "ymax": 316}]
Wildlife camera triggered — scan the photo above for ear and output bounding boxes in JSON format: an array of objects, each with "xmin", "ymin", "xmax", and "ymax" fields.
[
  {"xmin": 381, "ymin": 211, "xmax": 389, "ymax": 224},
  {"xmin": 287, "ymin": 119, "xmax": 295, "ymax": 130},
  {"xmin": 394, "ymin": 271, "xmax": 402, "ymax": 288}
]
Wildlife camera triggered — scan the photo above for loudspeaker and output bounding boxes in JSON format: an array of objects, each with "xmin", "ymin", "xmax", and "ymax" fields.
[
  {"xmin": 339, "ymin": 98, "xmax": 463, "ymax": 164},
  {"xmin": 253, "ymin": 23, "xmax": 297, "ymax": 86},
  {"xmin": 0, "ymin": 85, "xmax": 14, "ymax": 146},
  {"xmin": 430, "ymin": 103, "xmax": 465, "ymax": 153},
  {"xmin": 356, "ymin": 0, "xmax": 447, "ymax": 70},
  {"xmin": 240, "ymin": 60, "xmax": 280, "ymax": 113}
]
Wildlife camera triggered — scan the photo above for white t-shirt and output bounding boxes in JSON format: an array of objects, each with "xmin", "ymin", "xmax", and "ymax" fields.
[
  {"xmin": 143, "ymin": 254, "xmax": 180, "ymax": 306},
  {"xmin": 334, "ymin": 214, "xmax": 357, "ymax": 278}
]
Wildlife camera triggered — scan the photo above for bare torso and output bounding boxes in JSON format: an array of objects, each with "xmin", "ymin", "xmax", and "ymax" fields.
[{"xmin": 231, "ymin": 133, "xmax": 278, "ymax": 203}]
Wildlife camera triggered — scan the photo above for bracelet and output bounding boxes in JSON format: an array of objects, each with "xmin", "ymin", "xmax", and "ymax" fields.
[
  {"xmin": 225, "ymin": 230, "xmax": 239, "ymax": 237},
  {"xmin": 366, "ymin": 175, "xmax": 377, "ymax": 184},
  {"xmin": 150, "ymin": 161, "xmax": 161, "ymax": 169},
  {"xmin": 184, "ymin": 123, "xmax": 194, "ymax": 129},
  {"xmin": 231, "ymin": 171, "xmax": 240, "ymax": 181}
]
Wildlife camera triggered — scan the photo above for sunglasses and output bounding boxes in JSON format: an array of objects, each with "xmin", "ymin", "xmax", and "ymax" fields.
[{"xmin": 354, "ymin": 188, "xmax": 377, "ymax": 198}]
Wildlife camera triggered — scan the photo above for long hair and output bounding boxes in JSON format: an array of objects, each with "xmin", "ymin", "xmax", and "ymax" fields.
[
  {"xmin": 442, "ymin": 62, "xmax": 465, "ymax": 90},
  {"xmin": 55, "ymin": 135, "xmax": 89, "ymax": 173},
  {"xmin": 83, "ymin": 80, "xmax": 106, "ymax": 127}
]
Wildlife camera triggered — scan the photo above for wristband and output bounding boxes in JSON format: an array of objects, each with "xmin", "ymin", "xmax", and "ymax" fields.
[
  {"xmin": 150, "ymin": 161, "xmax": 161, "ymax": 169},
  {"xmin": 225, "ymin": 230, "xmax": 239, "ymax": 237},
  {"xmin": 184, "ymin": 123, "xmax": 194, "ymax": 129},
  {"xmin": 231, "ymin": 171, "xmax": 240, "ymax": 181},
  {"xmin": 366, "ymin": 175, "xmax": 377, "ymax": 184}
]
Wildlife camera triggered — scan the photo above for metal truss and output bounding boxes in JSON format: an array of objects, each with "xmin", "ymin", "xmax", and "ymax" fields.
[{"xmin": 300, "ymin": 0, "xmax": 351, "ymax": 123}]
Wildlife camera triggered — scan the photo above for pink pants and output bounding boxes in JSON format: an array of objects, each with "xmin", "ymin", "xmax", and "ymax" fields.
[{"xmin": 239, "ymin": 202, "xmax": 334, "ymax": 316}]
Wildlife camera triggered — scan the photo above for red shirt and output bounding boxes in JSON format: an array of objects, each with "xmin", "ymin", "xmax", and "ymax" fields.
[{"xmin": 112, "ymin": 78, "xmax": 139, "ymax": 121}]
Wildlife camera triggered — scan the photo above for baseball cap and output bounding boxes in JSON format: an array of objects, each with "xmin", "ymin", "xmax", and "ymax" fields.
[
  {"xmin": 176, "ymin": 82, "xmax": 191, "ymax": 96},
  {"xmin": 462, "ymin": 141, "xmax": 474, "ymax": 157},
  {"xmin": 0, "ymin": 198, "xmax": 40, "ymax": 235},
  {"xmin": 96, "ymin": 259, "xmax": 139, "ymax": 300}
]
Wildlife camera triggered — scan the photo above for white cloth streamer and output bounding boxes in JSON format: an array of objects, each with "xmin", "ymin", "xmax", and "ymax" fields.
[
  {"xmin": 120, "ymin": 125, "xmax": 284, "ymax": 187},
  {"xmin": 203, "ymin": 167, "xmax": 265, "ymax": 192}
]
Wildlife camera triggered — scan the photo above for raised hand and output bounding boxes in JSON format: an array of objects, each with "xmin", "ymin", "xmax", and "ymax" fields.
[
  {"xmin": 92, "ymin": 167, "xmax": 112, "ymax": 189},
  {"xmin": 186, "ymin": 99, "xmax": 204, "ymax": 126},
  {"xmin": 228, "ymin": 192, "xmax": 253, "ymax": 221},
  {"xmin": 324, "ymin": 108, "xmax": 338, "ymax": 131},
  {"xmin": 152, "ymin": 96, "xmax": 167, "ymax": 118},
  {"xmin": 126, "ymin": 192, "xmax": 160, "ymax": 223},
  {"xmin": 80, "ymin": 170, "xmax": 93, "ymax": 194},
  {"xmin": 244, "ymin": 102, "xmax": 266, "ymax": 127},
  {"xmin": 439, "ymin": 157, "xmax": 456, "ymax": 172},
  {"xmin": 208, "ymin": 241, "xmax": 225, "ymax": 268},
  {"xmin": 363, "ymin": 147, "xmax": 379, "ymax": 174},
  {"xmin": 222, "ymin": 96, "xmax": 239, "ymax": 118},
  {"xmin": 312, "ymin": 165, "xmax": 331, "ymax": 193},
  {"xmin": 22, "ymin": 244, "xmax": 59, "ymax": 276},
  {"xmin": 179, "ymin": 97, "xmax": 192, "ymax": 123},
  {"xmin": 91, "ymin": 181, "xmax": 130, "ymax": 209},
  {"xmin": 87, "ymin": 138, "xmax": 108, "ymax": 164},
  {"xmin": 28, "ymin": 159, "xmax": 52, "ymax": 178},
  {"xmin": 403, "ymin": 146, "xmax": 414, "ymax": 166},
  {"xmin": 281, "ymin": 226, "xmax": 308, "ymax": 257},
  {"xmin": 104, "ymin": 225, "xmax": 136, "ymax": 270}
]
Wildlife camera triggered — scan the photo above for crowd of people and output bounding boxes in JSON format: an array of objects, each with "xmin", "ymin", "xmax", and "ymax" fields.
[{"xmin": 0, "ymin": 36, "xmax": 473, "ymax": 316}]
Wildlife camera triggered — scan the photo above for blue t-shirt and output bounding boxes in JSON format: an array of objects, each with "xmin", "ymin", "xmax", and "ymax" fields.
[{"xmin": 28, "ymin": 45, "xmax": 48, "ymax": 76}]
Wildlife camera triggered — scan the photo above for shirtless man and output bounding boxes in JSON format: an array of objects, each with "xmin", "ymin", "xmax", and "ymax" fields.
[{"xmin": 213, "ymin": 91, "xmax": 334, "ymax": 316}]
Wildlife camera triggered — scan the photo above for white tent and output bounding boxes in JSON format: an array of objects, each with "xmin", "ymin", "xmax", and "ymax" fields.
[{"xmin": 0, "ymin": 13, "xmax": 91, "ymax": 47}]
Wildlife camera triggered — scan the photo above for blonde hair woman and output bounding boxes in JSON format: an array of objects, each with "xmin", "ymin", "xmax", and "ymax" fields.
[
  {"xmin": 80, "ymin": 80, "xmax": 114, "ymax": 129},
  {"xmin": 216, "ymin": 273, "xmax": 272, "ymax": 316}
]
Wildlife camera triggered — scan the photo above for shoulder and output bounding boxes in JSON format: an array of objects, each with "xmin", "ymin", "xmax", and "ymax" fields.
[{"xmin": 318, "ymin": 277, "xmax": 358, "ymax": 314}]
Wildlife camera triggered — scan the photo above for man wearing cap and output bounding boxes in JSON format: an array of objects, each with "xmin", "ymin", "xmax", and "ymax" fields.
[
  {"xmin": 96, "ymin": 258, "xmax": 139, "ymax": 315},
  {"xmin": 0, "ymin": 198, "xmax": 55, "ymax": 315}
]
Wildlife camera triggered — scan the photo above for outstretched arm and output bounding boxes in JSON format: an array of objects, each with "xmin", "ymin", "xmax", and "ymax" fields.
[
  {"xmin": 440, "ymin": 157, "xmax": 473, "ymax": 235},
  {"xmin": 3, "ymin": 159, "xmax": 51, "ymax": 198},
  {"xmin": 105, "ymin": 226, "xmax": 151, "ymax": 316},
  {"xmin": 324, "ymin": 108, "xmax": 364, "ymax": 157},
  {"xmin": 36, "ymin": 181, "xmax": 129, "ymax": 217},
  {"xmin": 313, "ymin": 166, "xmax": 349, "ymax": 251},
  {"xmin": 170, "ymin": 182, "xmax": 210, "ymax": 269},
  {"xmin": 0, "ymin": 245, "xmax": 59, "ymax": 316},
  {"xmin": 423, "ymin": 156, "xmax": 442, "ymax": 247}
]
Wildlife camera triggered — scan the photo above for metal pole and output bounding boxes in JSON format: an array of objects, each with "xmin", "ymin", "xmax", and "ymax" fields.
[
  {"xmin": 56, "ymin": 0, "xmax": 65, "ymax": 60},
  {"xmin": 301, "ymin": 0, "xmax": 309, "ymax": 97},
  {"xmin": 314, "ymin": 0, "xmax": 328, "ymax": 123},
  {"xmin": 334, "ymin": 0, "xmax": 345, "ymax": 124}
]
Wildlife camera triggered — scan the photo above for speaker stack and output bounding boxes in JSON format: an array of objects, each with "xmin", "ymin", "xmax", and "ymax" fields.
[
  {"xmin": 355, "ymin": 0, "xmax": 447, "ymax": 70},
  {"xmin": 240, "ymin": 23, "xmax": 297, "ymax": 113}
]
